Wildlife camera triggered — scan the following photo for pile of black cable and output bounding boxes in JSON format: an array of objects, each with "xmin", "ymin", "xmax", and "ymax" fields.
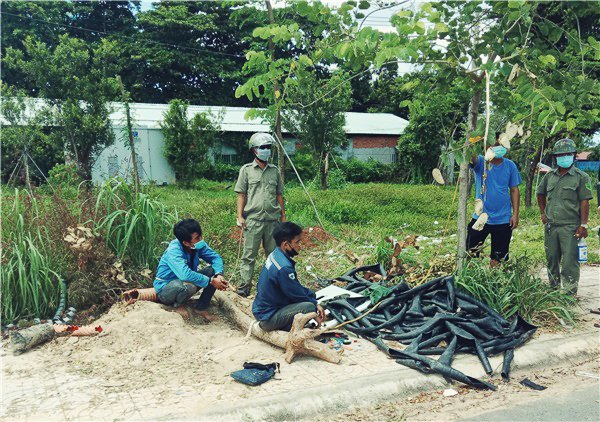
[{"xmin": 324, "ymin": 264, "xmax": 537, "ymax": 391}]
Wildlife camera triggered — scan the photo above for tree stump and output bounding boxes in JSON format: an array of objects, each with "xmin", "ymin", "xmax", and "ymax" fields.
[
  {"xmin": 284, "ymin": 311, "xmax": 335, "ymax": 364},
  {"xmin": 214, "ymin": 291, "xmax": 342, "ymax": 364},
  {"xmin": 10, "ymin": 323, "xmax": 55, "ymax": 355}
]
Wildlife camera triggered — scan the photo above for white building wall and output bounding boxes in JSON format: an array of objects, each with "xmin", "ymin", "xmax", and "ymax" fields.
[{"xmin": 92, "ymin": 127, "xmax": 176, "ymax": 185}]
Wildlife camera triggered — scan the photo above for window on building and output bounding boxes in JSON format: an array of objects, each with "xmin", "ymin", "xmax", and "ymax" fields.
[{"xmin": 220, "ymin": 154, "xmax": 243, "ymax": 165}]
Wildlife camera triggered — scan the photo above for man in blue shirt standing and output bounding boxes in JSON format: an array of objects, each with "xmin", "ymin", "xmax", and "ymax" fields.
[
  {"xmin": 252, "ymin": 222, "xmax": 325, "ymax": 331},
  {"xmin": 154, "ymin": 219, "xmax": 229, "ymax": 320},
  {"xmin": 468, "ymin": 138, "xmax": 522, "ymax": 267}
]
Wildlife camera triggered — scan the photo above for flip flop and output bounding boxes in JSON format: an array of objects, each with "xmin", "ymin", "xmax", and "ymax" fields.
[{"xmin": 590, "ymin": 308, "xmax": 600, "ymax": 315}]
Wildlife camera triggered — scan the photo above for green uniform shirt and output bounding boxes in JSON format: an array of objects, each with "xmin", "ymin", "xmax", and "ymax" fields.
[
  {"xmin": 234, "ymin": 161, "xmax": 284, "ymax": 221},
  {"xmin": 536, "ymin": 166, "xmax": 593, "ymax": 225}
]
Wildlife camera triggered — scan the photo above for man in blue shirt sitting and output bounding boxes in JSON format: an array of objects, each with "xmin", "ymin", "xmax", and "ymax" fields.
[
  {"xmin": 154, "ymin": 219, "xmax": 229, "ymax": 320},
  {"xmin": 468, "ymin": 137, "xmax": 522, "ymax": 267},
  {"xmin": 252, "ymin": 222, "xmax": 325, "ymax": 331}
]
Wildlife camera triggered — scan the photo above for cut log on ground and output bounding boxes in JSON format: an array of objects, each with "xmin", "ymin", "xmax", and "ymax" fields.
[
  {"xmin": 214, "ymin": 291, "xmax": 342, "ymax": 364},
  {"xmin": 10, "ymin": 323, "xmax": 55, "ymax": 355}
]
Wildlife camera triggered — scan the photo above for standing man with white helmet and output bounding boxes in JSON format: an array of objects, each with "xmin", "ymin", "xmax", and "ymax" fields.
[{"xmin": 234, "ymin": 133, "xmax": 286, "ymax": 297}]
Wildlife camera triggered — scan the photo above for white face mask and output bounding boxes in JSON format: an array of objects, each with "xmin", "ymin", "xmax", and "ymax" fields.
[{"xmin": 256, "ymin": 148, "xmax": 271, "ymax": 161}]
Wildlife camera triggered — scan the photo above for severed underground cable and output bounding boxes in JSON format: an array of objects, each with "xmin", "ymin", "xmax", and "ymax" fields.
[{"xmin": 322, "ymin": 270, "xmax": 537, "ymax": 390}]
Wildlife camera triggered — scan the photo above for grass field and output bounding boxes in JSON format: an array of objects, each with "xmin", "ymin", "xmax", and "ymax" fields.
[
  {"xmin": 153, "ymin": 180, "xmax": 600, "ymax": 287},
  {"xmin": 3, "ymin": 179, "xmax": 595, "ymax": 323}
]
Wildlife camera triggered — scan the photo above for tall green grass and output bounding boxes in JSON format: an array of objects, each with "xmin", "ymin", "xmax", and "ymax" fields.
[
  {"xmin": 456, "ymin": 256, "xmax": 576, "ymax": 325},
  {"xmin": 1, "ymin": 189, "xmax": 62, "ymax": 322},
  {"xmin": 93, "ymin": 179, "xmax": 177, "ymax": 269}
]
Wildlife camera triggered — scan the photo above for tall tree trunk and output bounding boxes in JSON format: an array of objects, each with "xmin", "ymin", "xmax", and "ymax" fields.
[
  {"xmin": 525, "ymin": 137, "xmax": 551, "ymax": 207},
  {"xmin": 265, "ymin": 0, "xmax": 285, "ymax": 184},
  {"xmin": 275, "ymin": 111, "xmax": 285, "ymax": 184},
  {"xmin": 457, "ymin": 90, "xmax": 482, "ymax": 268},
  {"xmin": 117, "ymin": 76, "xmax": 140, "ymax": 192},
  {"xmin": 320, "ymin": 151, "xmax": 329, "ymax": 191},
  {"xmin": 23, "ymin": 152, "xmax": 32, "ymax": 191}
]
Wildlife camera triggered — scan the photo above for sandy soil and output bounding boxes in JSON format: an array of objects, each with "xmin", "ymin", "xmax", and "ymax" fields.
[{"xmin": 1, "ymin": 300, "xmax": 285, "ymax": 417}]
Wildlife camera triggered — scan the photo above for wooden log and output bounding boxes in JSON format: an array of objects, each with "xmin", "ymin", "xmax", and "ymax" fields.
[
  {"xmin": 214, "ymin": 291, "xmax": 342, "ymax": 364},
  {"xmin": 10, "ymin": 323, "xmax": 55, "ymax": 355}
]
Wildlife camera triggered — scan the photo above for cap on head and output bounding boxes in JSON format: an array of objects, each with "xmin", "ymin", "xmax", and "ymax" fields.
[
  {"xmin": 552, "ymin": 138, "xmax": 576, "ymax": 155},
  {"xmin": 248, "ymin": 133, "xmax": 276, "ymax": 149}
]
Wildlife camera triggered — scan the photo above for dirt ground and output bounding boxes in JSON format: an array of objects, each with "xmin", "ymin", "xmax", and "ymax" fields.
[
  {"xmin": 1, "ymin": 266, "xmax": 598, "ymax": 421},
  {"xmin": 326, "ymin": 357, "xmax": 600, "ymax": 422},
  {"xmin": 1, "ymin": 300, "xmax": 287, "ymax": 420}
]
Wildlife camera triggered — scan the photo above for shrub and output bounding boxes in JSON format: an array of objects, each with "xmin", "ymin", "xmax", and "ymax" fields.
[
  {"xmin": 93, "ymin": 179, "xmax": 177, "ymax": 269},
  {"xmin": 1, "ymin": 190, "xmax": 62, "ymax": 322},
  {"xmin": 456, "ymin": 256, "xmax": 576, "ymax": 325},
  {"xmin": 284, "ymin": 149, "xmax": 319, "ymax": 183},
  {"xmin": 203, "ymin": 162, "xmax": 240, "ymax": 182},
  {"xmin": 326, "ymin": 168, "xmax": 348, "ymax": 190},
  {"xmin": 337, "ymin": 158, "xmax": 405, "ymax": 183}
]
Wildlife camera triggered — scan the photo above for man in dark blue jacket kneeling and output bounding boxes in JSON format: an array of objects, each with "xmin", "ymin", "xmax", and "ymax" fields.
[{"xmin": 252, "ymin": 222, "xmax": 325, "ymax": 331}]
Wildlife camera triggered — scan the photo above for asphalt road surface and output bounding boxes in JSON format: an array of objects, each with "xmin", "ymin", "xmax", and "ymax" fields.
[{"xmin": 462, "ymin": 383, "xmax": 600, "ymax": 422}]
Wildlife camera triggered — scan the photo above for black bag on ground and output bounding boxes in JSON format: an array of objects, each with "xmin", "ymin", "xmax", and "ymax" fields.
[{"xmin": 230, "ymin": 362, "xmax": 280, "ymax": 386}]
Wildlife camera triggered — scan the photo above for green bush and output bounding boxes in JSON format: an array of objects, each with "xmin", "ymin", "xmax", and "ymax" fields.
[
  {"xmin": 203, "ymin": 162, "xmax": 240, "ymax": 182},
  {"xmin": 47, "ymin": 163, "xmax": 81, "ymax": 187},
  {"xmin": 326, "ymin": 168, "xmax": 348, "ymax": 189},
  {"xmin": 284, "ymin": 149, "xmax": 319, "ymax": 183},
  {"xmin": 93, "ymin": 179, "xmax": 177, "ymax": 269},
  {"xmin": 337, "ymin": 158, "xmax": 405, "ymax": 183},
  {"xmin": 456, "ymin": 256, "xmax": 576, "ymax": 325},
  {"xmin": 1, "ymin": 190, "xmax": 62, "ymax": 322}
]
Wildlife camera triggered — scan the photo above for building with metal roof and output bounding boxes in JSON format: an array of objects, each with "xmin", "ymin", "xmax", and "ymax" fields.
[{"xmin": 2, "ymin": 99, "xmax": 408, "ymax": 184}]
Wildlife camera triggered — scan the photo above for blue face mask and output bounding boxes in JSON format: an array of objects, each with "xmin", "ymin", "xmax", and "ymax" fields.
[
  {"xmin": 556, "ymin": 155, "xmax": 574, "ymax": 168},
  {"xmin": 194, "ymin": 240, "xmax": 207, "ymax": 250},
  {"xmin": 492, "ymin": 146, "xmax": 507, "ymax": 158},
  {"xmin": 256, "ymin": 148, "xmax": 271, "ymax": 162}
]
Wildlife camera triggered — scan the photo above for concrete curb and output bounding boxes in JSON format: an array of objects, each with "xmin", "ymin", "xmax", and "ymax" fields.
[{"xmin": 199, "ymin": 330, "xmax": 600, "ymax": 421}]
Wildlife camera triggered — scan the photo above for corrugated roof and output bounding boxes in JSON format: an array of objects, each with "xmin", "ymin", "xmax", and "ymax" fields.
[{"xmin": 3, "ymin": 98, "xmax": 409, "ymax": 136}]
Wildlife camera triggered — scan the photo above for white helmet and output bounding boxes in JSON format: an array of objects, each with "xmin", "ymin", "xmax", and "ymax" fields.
[{"xmin": 248, "ymin": 132, "xmax": 276, "ymax": 149}]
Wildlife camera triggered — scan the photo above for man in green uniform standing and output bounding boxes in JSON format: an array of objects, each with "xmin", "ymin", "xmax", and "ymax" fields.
[
  {"xmin": 235, "ymin": 133, "xmax": 286, "ymax": 297},
  {"xmin": 537, "ymin": 138, "xmax": 592, "ymax": 295}
]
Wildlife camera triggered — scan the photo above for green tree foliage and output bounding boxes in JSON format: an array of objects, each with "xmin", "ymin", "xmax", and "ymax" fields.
[
  {"xmin": 4, "ymin": 35, "xmax": 119, "ymax": 181},
  {"xmin": 1, "ymin": 1, "xmax": 138, "ymax": 93},
  {"xmin": 125, "ymin": 1, "xmax": 251, "ymax": 104},
  {"xmin": 371, "ymin": 72, "xmax": 472, "ymax": 183},
  {"xmin": 0, "ymin": 85, "xmax": 61, "ymax": 186},
  {"xmin": 1, "ymin": 1, "xmax": 253, "ymax": 105},
  {"xmin": 282, "ymin": 72, "xmax": 353, "ymax": 190},
  {"xmin": 332, "ymin": 0, "xmax": 599, "ymax": 260},
  {"xmin": 161, "ymin": 100, "xmax": 221, "ymax": 185}
]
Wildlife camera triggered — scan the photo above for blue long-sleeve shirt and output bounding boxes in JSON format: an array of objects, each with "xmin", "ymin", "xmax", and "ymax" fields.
[
  {"xmin": 252, "ymin": 247, "xmax": 317, "ymax": 321},
  {"xmin": 153, "ymin": 239, "xmax": 224, "ymax": 293}
]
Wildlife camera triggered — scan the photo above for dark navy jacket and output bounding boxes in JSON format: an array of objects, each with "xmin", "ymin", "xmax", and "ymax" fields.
[{"xmin": 252, "ymin": 247, "xmax": 317, "ymax": 321}]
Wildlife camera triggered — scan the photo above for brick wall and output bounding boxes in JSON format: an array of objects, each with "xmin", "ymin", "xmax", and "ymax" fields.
[{"xmin": 352, "ymin": 136, "xmax": 398, "ymax": 149}]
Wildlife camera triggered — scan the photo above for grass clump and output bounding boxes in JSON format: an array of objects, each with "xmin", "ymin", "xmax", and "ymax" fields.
[
  {"xmin": 1, "ymin": 189, "xmax": 62, "ymax": 322},
  {"xmin": 94, "ymin": 179, "xmax": 177, "ymax": 269},
  {"xmin": 456, "ymin": 256, "xmax": 576, "ymax": 325}
]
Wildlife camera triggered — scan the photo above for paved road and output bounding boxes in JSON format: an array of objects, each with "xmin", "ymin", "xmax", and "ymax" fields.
[{"xmin": 462, "ymin": 384, "xmax": 600, "ymax": 422}]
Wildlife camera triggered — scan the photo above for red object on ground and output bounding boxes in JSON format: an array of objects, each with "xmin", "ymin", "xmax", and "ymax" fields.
[{"xmin": 70, "ymin": 325, "xmax": 103, "ymax": 337}]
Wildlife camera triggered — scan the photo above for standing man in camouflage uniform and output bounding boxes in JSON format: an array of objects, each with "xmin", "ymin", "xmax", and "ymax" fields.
[
  {"xmin": 537, "ymin": 138, "xmax": 592, "ymax": 295},
  {"xmin": 235, "ymin": 133, "xmax": 286, "ymax": 297}
]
